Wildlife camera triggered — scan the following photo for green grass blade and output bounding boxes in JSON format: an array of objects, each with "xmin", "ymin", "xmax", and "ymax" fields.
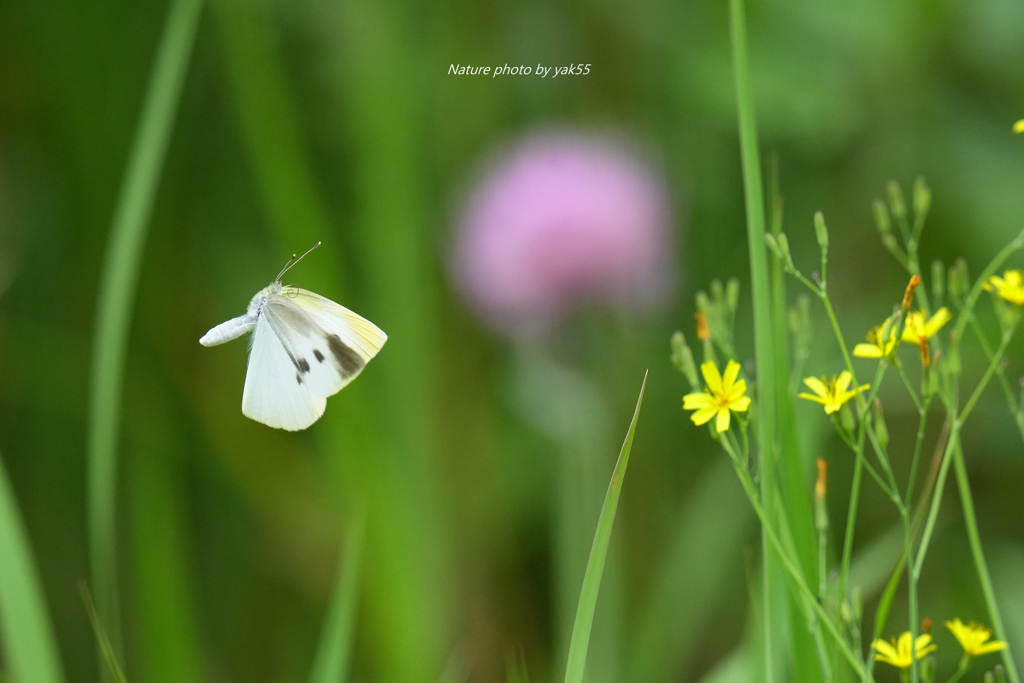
[
  {"xmin": 308, "ymin": 512, "xmax": 365, "ymax": 683},
  {"xmin": 213, "ymin": 0, "xmax": 341, "ymax": 290},
  {"xmin": 625, "ymin": 459, "xmax": 753, "ymax": 683},
  {"xmin": 86, "ymin": 0, "xmax": 203, "ymax": 658},
  {"xmin": 0, "ymin": 454, "xmax": 67, "ymax": 683},
  {"xmin": 80, "ymin": 584, "xmax": 129, "ymax": 683},
  {"xmin": 729, "ymin": 1, "xmax": 784, "ymax": 680},
  {"xmin": 562, "ymin": 372, "xmax": 647, "ymax": 683}
]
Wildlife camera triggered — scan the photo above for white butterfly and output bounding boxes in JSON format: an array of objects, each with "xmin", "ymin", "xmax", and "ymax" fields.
[{"xmin": 200, "ymin": 243, "xmax": 387, "ymax": 431}]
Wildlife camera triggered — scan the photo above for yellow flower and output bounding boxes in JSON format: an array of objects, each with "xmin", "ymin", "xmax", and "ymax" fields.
[
  {"xmin": 946, "ymin": 619, "xmax": 1008, "ymax": 657},
  {"xmin": 853, "ymin": 319, "xmax": 900, "ymax": 359},
  {"xmin": 901, "ymin": 308, "xmax": 951, "ymax": 347},
  {"xmin": 683, "ymin": 360, "xmax": 751, "ymax": 433},
  {"xmin": 984, "ymin": 269, "xmax": 1024, "ymax": 306},
  {"xmin": 798, "ymin": 371, "xmax": 869, "ymax": 414},
  {"xmin": 1014, "ymin": 119, "xmax": 1024, "ymax": 134},
  {"xmin": 872, "ymin": 632, "xmax": 938, "ymax": 669}
]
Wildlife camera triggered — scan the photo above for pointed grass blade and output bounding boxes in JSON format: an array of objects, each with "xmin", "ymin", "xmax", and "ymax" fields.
[
  {"xmin": 87, "ymin": 0, "xmax": 204, "ymax": 659},
  {"xmin": 562, "ymin": 372, "xmax": 647, "ymax": 683},
  {"xmin": 307, "ymin": 512, "xmax": 365, "ymax": 683},
  {"xmin": 80, "ymin": 583, "xmax": 129, "ymax": 683},
  {"xmin": 0, "ymin": 455, "xmax": 66, "ymax": 683}
]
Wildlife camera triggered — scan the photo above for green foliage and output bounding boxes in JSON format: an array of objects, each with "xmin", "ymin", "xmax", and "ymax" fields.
[
  {"xmin": 1, "ymin": 0, "xmax": 1024, "ymax": 681},
  {"xmin": 0, "ymin": 456, "xmax": 66, "ymax": 683}
]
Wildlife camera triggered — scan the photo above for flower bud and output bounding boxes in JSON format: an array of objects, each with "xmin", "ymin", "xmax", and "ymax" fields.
[
  {"xmin": 932, "ymin": 259, "xmax": 945, "ymax": 306},
  {"xmin": 873, "ymin": 399, "xmax": 889, "ymax": 450},
  {"xmin": 840, "ymin": 402, "xmax": 855, "ymax": 433},
  {"xmin": 694, "ymin": 317, "xmax": 709, "ymax": 346},
  {"xmin": 995, "ymin": 664, "xmax": 1007, "ymax": 683},
  {"xmin": 887, "ymin": 180, "xmax": 907, "ymax": 222},
  {"xmin": 776, "ymin": 232, "xmax": 794, "ymax": 270},
  {"xmin": 670, "ymin": 331, "xmax": 699, "ymax": 389},
  {"xmin": 851, "ymin": 586, "xmax": 862, "ymax": 620},
  {"xmin": 920, "ymin": 655, "xmax": 937, "ymax": 683},
  {"xmin": 873, "ymin": 199, "xmax": 892, "ymax": 236},
  {"xmin": 902, "ymin": 275, "xmax": 922, "ymax": 313},
  {"xmin": 814, "ymin": 458, "xmax": 828, "ymax": 531},
  {"xmin": 813, "ymin": 211, "xmax": 829, "ymax": 250},
  {"xmin": 948, "ymin": 258, "xmax": 970, "ymax": 305},
  {"xmin": 726, "ymin": 278, "xmax": 740, "ymax": 314},
  {"xmin": 695, "ymin": 290, "xmax": 711, "ymax": 315},
  {"xmin": 913, "ymin": 177, "xmax": 931, "ymax": 225},
  {"xmin": 711, "ymin": 279, "xmax": 725, "ymax": 306}
]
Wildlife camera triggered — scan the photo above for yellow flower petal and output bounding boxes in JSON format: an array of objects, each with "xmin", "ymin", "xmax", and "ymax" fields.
[
  {"xmin": 1014, "ymin": 118, "xmax": 1024, "ymax": 134},
  {"xmin": 722, "ymin": 360, "xmax": 741, "ymax": 390},
  {"xmin": 835, "ymin": 371, "xmax": 853, "ymax": 395},
  {"xmin": 716, "ymin": 407, "xmax": 731, "ymax": 433},
  {"xmin": 682, "ymin": 358, "xmax": 751, "ymax": 434},
  {"xmin": 923, "ymin": 307, "xmax": 952, "ymax": 337},
  {"xmin": 691, "ymin": 406, "xmax": 717, "ymax": 426},
  {"xmin": 700, "ymin": 361, "xmax": 723, "ymax": 395},
  {"xmin": 946, "ymin": 618, "xmax": 1008, "ymax": 657},
  {"xmin": 802, "ymin": 376, "xmax": 829, "ymax": 399},
  {"xmin": 728, "ymin": 378, "xmax": 748, "ymax": 401},
  {"xmin": 683, "ymin": 392, "xmax": 713, "ymax": 410},
  {"xmin": 854, "ymin": 343, "xmax": 883, "ymax": 358},
  {"xmin": 798, "ymin": 392, "xmax": 828, "ymax": 405}
]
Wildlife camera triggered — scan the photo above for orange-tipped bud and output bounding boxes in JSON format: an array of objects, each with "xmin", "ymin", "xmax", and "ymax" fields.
[
  {"xmin": 903, "ymin": 274, "xmax": 922, "ymax": 311},
  {"xmin": 921, "ymin": 617, "xmax": 933, "ymax": 634},
  {"xmin": 920, "ymin": 337, "xmax": 931, "ymax": 368},
  {"xmin": 815, "ymin": 458, "xmax": 828, "ymax": 500},
  {"xmin": 695, "ymin": 312, "xmax": 710, "ymax": 341}
]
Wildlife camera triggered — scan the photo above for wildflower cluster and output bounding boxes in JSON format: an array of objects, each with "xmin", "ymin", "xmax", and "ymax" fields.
[{"xmin": 671, "ymin": 178, "xmax": 1023, "ymax": 683}]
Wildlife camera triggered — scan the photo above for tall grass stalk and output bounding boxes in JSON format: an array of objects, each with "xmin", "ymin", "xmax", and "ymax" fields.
[
  {"xmin": 563, "ymin": 372, "xmax": 646, "ymax": 683},
  {"xmin": 86, "ymin": 0, "xmax": 203, "ymax": 664},
  {"xmin": 0, "ymin": 455, "xmax": 66, "ymax": 683},
  {"xmin": 307, "ymin": 511, "xmax": 365, "ymax": 683},
  {"xmin": 728, "ymin": 1, "xmax": 783, "ymax": 680}
]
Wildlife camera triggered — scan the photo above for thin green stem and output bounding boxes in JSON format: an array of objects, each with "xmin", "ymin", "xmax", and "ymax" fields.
[
  {"xmin": 87, "ymin": 0, "xmax": 204, "ymax": 667},
  {"xmin": 893, "ymin": 362, "xmax": 924, "ymax": 413},
  {"xmin": 951, "ymin": 441, "xmax": 1021, "ymax": 683},
  {"xmin": 959, "ymin": 320, "xmax": 1019, "ymax": 424},
  {"xmin": 968, "ymin": 315, "xmax": 1024, "ymax": 444},
  {"xmin": 903, "ymin": 402, "xmax": 931, "ymax": 508},
  {"xmin": 913, "ymin": 419, "xmax": 960, "ymax": 579},
  {"xmin": 952, "ymin": 229, "xmax": 1024, "ymax": 342},
  {"xmin": 838, "ymin": 357, "xmax": 890, "ymax": 601},
  {"xmin": 836, "ymin": 430, "xmax": 897, "ymax": 501},
  {"xmin": 728, "ymin": 458, "xmax": 871, "ymax": 681},
  {"xmin": 839, "ymin": 453, "xmax": 863, "ymax": 598}
]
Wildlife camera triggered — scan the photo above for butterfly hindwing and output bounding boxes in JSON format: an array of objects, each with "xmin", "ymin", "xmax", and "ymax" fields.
[{"xmin": 242, "ymin": 312, "xmax": 326, "ymax": 431}]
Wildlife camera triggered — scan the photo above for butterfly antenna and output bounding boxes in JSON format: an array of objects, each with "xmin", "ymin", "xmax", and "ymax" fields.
[{"xmin": 275, "ymin": 241, "xmax": 322, "ymax": 282}]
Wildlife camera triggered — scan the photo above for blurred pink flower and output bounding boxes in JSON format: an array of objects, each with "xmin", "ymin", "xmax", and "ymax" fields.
[{"xmin": 454, "ymin": 131, "xmax": 675, "ymax": 334}]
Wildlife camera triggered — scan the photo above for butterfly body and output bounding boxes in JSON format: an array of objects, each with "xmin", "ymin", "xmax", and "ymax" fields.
[{"xmin": 201, "ymin": 279, "xmax": 386, "ymax": 431}]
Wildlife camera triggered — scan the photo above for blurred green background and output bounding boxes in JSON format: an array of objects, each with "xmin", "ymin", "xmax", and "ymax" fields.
[{"xmin": 1, "ymin": 0, "xmax": 1024, "ymax": 681}]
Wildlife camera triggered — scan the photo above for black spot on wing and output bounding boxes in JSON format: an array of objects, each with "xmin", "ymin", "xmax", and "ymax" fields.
[
  {"xmin": 314, "ymin": 349, "xmax": 325, "ymax": 363},
  {"xmin": 327, "ymin": 334, "xmax": 365, "ymax": 376},
  {"xmin": 296, "ymin": 373, "xmax": 303, "ymax": 384},
  {"xmin": 297, "ymin": 358, "xmax": 311, "ymax": 373}
]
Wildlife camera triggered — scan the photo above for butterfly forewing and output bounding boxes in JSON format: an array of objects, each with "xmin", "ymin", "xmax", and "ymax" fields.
[
  {"xmin": 242, "ymin": 313, "xmax": 327, "ymax": 431},
  {"xmin": 261, "ymin": 296, "xmax": 352, "ymax": 397},
  {"xmin": 286, "ymin": 288, "xmax": 388, "ymax": 362}
]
